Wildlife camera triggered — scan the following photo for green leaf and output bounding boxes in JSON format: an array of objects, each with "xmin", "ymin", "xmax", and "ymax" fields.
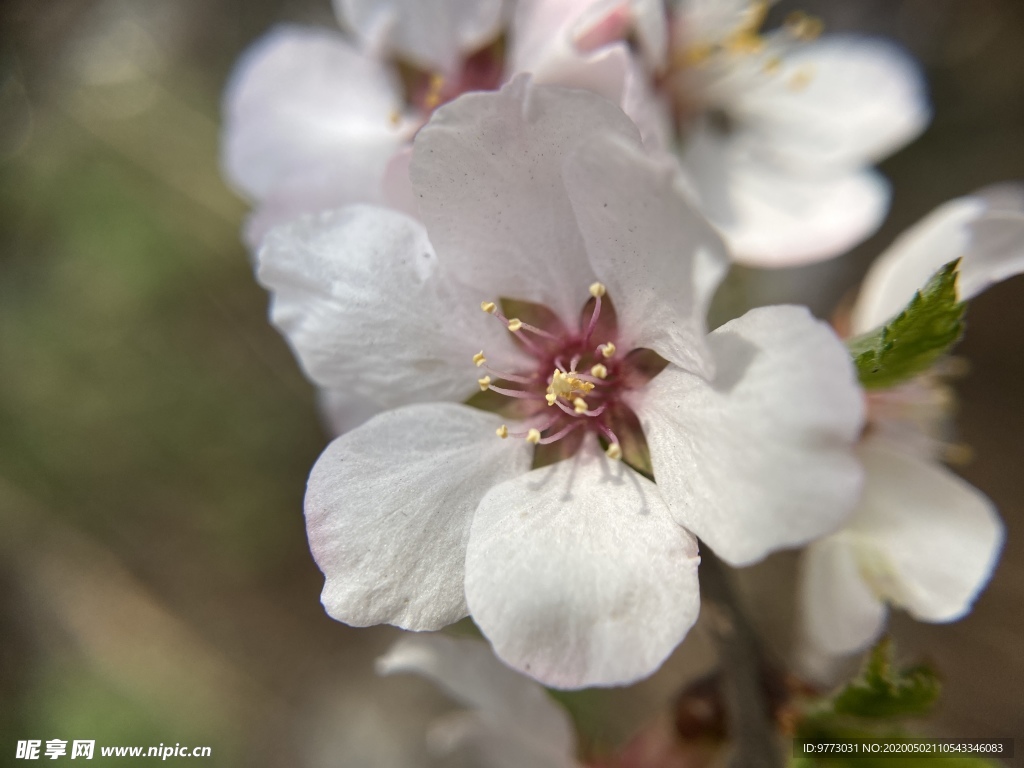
[
  {"xmin": 831, "ymin": 639, "xmax": 941, "ymax": 719},
  {"xmin": 848, "ymin": 259, "xmax": 966, "ymax": 389}
]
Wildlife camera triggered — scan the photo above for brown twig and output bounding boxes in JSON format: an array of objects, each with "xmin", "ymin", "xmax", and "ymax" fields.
[{"xmin": 699, "ymin": 550, "xmax": 783, "ymax": 768}]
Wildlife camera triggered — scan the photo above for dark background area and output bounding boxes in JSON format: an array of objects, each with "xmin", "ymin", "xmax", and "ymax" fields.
[{"xmin": 1, "ymin": 1, "xmax": 1021, "ymax": 765}]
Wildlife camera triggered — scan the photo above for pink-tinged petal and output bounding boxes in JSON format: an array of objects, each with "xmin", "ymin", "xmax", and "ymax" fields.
[
  {"xmin": 377, "ymin": 634, "xmax": 576, "ymax": 762},
  {"xmin": 799, "ymin": 535, "xmax": 888, "ymax": 658},
  {"xmin": 563, "ymin": 132, "xmax": 727, "ymax": 377},
  {"xmin": 465, "ymin": 439, "xmax": 701, "ymax": 689},
  {"xmin": 847, "ymin": 437, "xmax": 1005, "ymax": 623},
  {"xmin": 851, "ymin": 184, "xmax": 1024, "ymax": 334},
  {"xmin": 633, "ymin": 305, "xmax": 864, "ymax": 565},
  {"xmin": 307, "ymin": 403, "xmax": 533, "ymax": 630},
  {"xmin": 258, "ymin": 206, "xmax": 527, "ymax": 408},
  {"xmin": 411, "ymin": 77, "xmax": 641, "ymax": 322},
  {"xmin": 222, "ymin": 25, "xmax": 403, "ymax": 201},
  {"xmin": 334, "ymin": 0, "xmax": 504, "ymax": 73},
  {"xmin": 683, "ymin": 127, "xmax": 890, "ymax": 266},
  {"xmin": 735, "ymin": 36, "xmax": 930, "ymax": 172}
]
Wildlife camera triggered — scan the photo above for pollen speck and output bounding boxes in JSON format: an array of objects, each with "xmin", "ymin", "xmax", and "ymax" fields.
[
  {"xmin": 526, "ymin": 428, "xmax": 542, "ymax": 444},
  {"xmin": 478, "ymin": 375, "xmax": 492, "ymax": 391},
  {"xmin": 473, "ymin": 351, "xmax": 487, "ymax": 367},
  {"xmin": 481, "ymin": 301, "xmax": 497, "ymax": 314},
  {"xmin": 589, "ymin": 282, "xmax": 607, "ymax": 298},
  {"xmin": 496, "ymin": 424, "xmax": 509, "ymax": 439}
]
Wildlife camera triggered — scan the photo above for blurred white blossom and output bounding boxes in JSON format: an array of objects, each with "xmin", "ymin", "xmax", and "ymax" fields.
[
  {"xmin": 222, "ymin": 0, "xmax": 929, "ymax": 268},
  {"xmin": 259, "ymin": 79, "xmax": 864, "ymax": 687},
  {"xmin": 377, "ymin": 633, "xmax": 579, "ymax": 768},
  {"xmin": 799, "ymin": 185, "xmax": 1024, "ymax": 673}
]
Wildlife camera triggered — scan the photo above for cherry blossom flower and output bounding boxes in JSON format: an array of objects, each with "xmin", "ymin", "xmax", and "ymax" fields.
[
  {"xmin": 547, "ymin": 0, "xmax": 931, "ymax": 265},
  {"xmin": 377, "ymin": 633, "xmax": 579, "ymax": 768},
  {"xmin": 799, "ymin": 185, "xmax": 1024, "ymax": 668},
  {"xmin": 259, "ymin": 79, "xmax": 864, "ymax": 688},
  {"xmin": 221, "ymin": 0, "xmax": 637, "ymax": 247}
]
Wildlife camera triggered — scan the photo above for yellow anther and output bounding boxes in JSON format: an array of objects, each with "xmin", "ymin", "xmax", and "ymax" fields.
[
  {"xmin": 496, "ymin": 424, "xmax": 509, "ymax": 439},
  {"xmin": 507, "ymin": 318, "xmax": 523, "ymax": 332},
  {"xmin": 473, "ymin": 351, "xmax": 487, "ymax": 367},
  {"xmin": 605, "ymin": 443, "xmax": 622, "ymax": 460},
  {"xmin": 600, "ymin": 342, "xmax": 616, "ymax": 358},
  {"xmin": 526, "ymin": 428, "xmax": 542, "ymax": 444},
  {"xmin": 788, "ymin": 67, "xmax": 814, "ymax": 91},
  {"xmin": 590, "ymin": 363, "xmax": 608, "ymax": 379},
  {"xmin": 478, "ymin": 375, "xmax": 492, "ymax": 391},
  {"xmin": 547, "ymin": 370, "xmax": 595, "ymax": 405},
  {"xmin": 589, "ymin": 282, "xmax": 607, "ymax": 298},
  {"xmin": 423, "ymin": 73, "xmax": 446, "ymax": 110},
  {"xmin": 786, "ymin": 11, "xmax": 823, "ymax": 40},
  {"xmin": 573, "ymin": 397, "xmax": 588, "ymax": 414},
  {"xmin": 481, "ymin": 301, "xmax": 497, "ymax": 314}
]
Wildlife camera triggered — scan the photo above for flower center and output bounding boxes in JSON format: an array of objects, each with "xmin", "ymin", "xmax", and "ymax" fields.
[
  {"xmin": 663, "ymin": 3, "xmax": 823, "ymax": 128},
  {"xmin": 397, "ymin": 38, "xmax": 506, "ymax": 120},
  {"xmin": 471, "ymin": 283, "xmax": 663, "ymax": 469}
]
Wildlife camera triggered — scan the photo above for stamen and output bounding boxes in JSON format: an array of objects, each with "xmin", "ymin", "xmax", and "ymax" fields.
[
  {"xmin": 538, "ymin": 422, "xmax": 583, "ymax": 445},
  {"xmin": 483, "ymin": 366, "xmax": 535, "ymax": 384},
  {"xmin": 590, "ymin": 363, "xmax": 608, "ymax": 379},
  {"xmin": 423, "ymin": 73, "xmax": 446, "ymax": 110},
  {"xmin": 478, "ymin": 375, "xmax": 492, "ymax": 391},
  {"xmin": 473, "ymin": 351, "xmax": 487, "ymax": 367},
  {"xmin": 495, "ymin": 424, "xmax": 509, "ymax": 439},
  {"xmin": 605, "ymin": 443, "xmax": 623, "ymax": 460},
  {"xmin": 786, "ymin": 11, "xmax": 823, "ymax": 40},
  {"xmin": 598, "ymin": 423, "xmax": 621, "ymax": 452},
  {"xmin": 599, "ymin": 342, "xmax": 616, "ymax": 358},
  {"xmin": 481, "ymin": 301, "xmax": 497, "ymax": 314},
  {"xmin": 526, "ymin": 428, "xmax": 542, "ymax": 444},
  {"xmin": 488, "ymin": 383, "xmax": 545, "ymax": 400},
  {"xmin": 573, "ymin": 397, "xmax": 588, "ymax": 414},
  {"xmin": 583, "ymin": 289, "xmax": 604, "ymax": 342},
  {"xmin": 507, "ymin": 318, "xmax": 523, "ymax": 332}
]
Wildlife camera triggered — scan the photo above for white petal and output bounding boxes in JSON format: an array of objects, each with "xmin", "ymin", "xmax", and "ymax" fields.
[
  {"xmin": 222, "ymin": 25, "xmax": 403, "ymax": 201},
  {"xmin": 735, "ymin": 36, "xmax": 930, "ymax": 172},
  {"xmin": 427, "ymin": 713, "xmax": 577, "ymax": 768},
  {"xmin": 258, "ymin": 206, "xmax": 525, "ymax": 407},
  {"xmin": 851, "ymin": 184, "xmax": 1024, "ymax": 334},
  {"xmin": 633, "ymin": 305, "xmax": 864, "ymax": 565},
  {"xmin": 316, "ymin": 388, "xmax": 383, "ymax": 436},
  {"xmin": 465, "ymin": 439, "xmax": 701, "ymax": 689},
  {"xmin": 411, "ymin": 76, "xmax": 641, "ymax": 322},
  {"xmin": 307, "ymin": 403, "xmax": 533, "ymax": 630},
  {"xmin": 377, "ymin": 634, "xmax": 576, "ymax": 759},
  {"xmin": 799, "ymin": 535, "xmax": 887, "ymax": 657},
  {"xmin": 334, "ymin": 0, "xmax": 504, "ymax": 73},
  {"xmin": 848, "ymin": 437, "xmax": 1005, "ymax": 623},
  {"xmin": 563, "ymin": 132, "xmax": 727, "ymax": 377},
  {"xmin": 682, "ymin": 127, "xmax": 890, "ymax": 266}
]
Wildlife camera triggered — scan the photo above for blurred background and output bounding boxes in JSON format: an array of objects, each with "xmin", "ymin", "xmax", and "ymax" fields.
[{"xmin": 1, "ymin": 1, "xmax": 1021, "ymax": 765}]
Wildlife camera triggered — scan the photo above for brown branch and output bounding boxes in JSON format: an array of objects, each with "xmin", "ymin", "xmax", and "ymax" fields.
[{"xmin": 699, "ymin": 550, "xmax": 783, "ymax": 768}]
